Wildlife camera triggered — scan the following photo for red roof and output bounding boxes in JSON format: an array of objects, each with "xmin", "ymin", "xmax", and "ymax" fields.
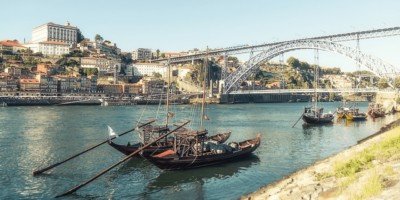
[{"xmin": 0, "ymin": 40, "xmax": 25, "ymax": 48}]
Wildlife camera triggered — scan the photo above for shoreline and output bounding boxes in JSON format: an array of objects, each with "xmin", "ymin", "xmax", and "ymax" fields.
[{"xmin": 242, "ymin": 116, "xmax": 400, "ymax": 200}]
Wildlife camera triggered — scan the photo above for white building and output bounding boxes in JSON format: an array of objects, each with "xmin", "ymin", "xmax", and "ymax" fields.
[
  {"xmin": 80, "ymin": 57, "xmax": 121, "ymax": 74},
  {"xmin": 32, "ymin": 22, "xmax": 79, "ymax": 46},
  {"xmin": 23, "ymin": 41, "xmax": 70, "ymax": 56},
  {"xmin": 130, "ymin": 63, "xmax": 167, "ymax": 77},
  {"xmin": 77, "ymin": 39, "xmax": 121, "ymax": 58},
  {"xmin": 0, "ymin": 40, "xmax": 27, "ymax": 53},
  {"xmin": 132, "ymin": 48, "xmax": 152, "ymax": 61}
]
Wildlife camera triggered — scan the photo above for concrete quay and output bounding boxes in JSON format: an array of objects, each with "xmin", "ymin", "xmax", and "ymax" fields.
[
  {"xmin": 242, "ymin": 117, "xmax": 400, "ymax": 200},
  {"xmin": 0, "ymin": 96, "xmax": 101, "ymax": 106}
]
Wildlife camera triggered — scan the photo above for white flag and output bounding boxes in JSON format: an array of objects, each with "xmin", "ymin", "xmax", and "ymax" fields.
[{"xmin": 108, "ymin": 125, "xmax": 118, "ymax": 138}]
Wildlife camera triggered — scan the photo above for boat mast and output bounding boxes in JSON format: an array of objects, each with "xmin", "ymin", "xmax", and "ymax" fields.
[
  {"xmin": 200, "ymin": 47, "xmax": 208, "ymax": 130},
  {"xmin": 165, "ymin": 59, "xmax": 171, "ymax": 127},
  {"xmin": 314, "ymin": 49, "xmax": 319, "ymax": 115}
]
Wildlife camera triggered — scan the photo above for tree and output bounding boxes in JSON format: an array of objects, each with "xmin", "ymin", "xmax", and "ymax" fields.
[
  {"xmin": 95, "ymin": 34, "xmax": 103, "ymax": 42},
  {"xmin": 299, "ymin": 61, "xmax": 310, "ymax": 71},
  {"xmin": 156, "ymin": 49, "xmax": 160, "ymax": 58},
  {"xmin": 153, "ymin": 72, "xmax": 162, "ymax": 78},
  {"xmin": 161, "ymin": 53, "xmax": 166, "ymax": 58},
  {"xmin": 77, "ymin": 29, "xmax": 85, "ymax": 43},
  {"xmin": 394, "ymin": 76, "xmax": 400, "ymax": 88},
  {"xmin": 378, "ymin": 78, "xmax": 389, "ymax": 89},
  {"xmin": 287, "ymin": 57, "xmax": 300, "ymax": 69},
  {"xmin": 80, "ymin": 68, "xmax": 98, "ymax": 76}
]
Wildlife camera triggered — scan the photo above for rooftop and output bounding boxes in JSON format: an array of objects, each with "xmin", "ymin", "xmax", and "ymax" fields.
[{"xmin": 0, "ymin": 40, "xmax": 26, "ymax": 48}]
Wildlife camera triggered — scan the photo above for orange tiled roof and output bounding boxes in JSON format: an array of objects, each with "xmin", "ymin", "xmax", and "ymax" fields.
[
  {"xmin": 20, "ymin": 79, "xmax": 39, "ymax": 83},
  {"xmin": 6, "ymin": 60, "xmax": 22, "ymax": 63},
  {"xmin": 0, "ymin": 40, "xmax": 26, "ymax": 48}
]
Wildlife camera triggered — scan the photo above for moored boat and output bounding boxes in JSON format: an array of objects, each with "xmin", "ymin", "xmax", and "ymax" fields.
[
  {"xmin": 108, "ymin": 131, "xmax": 231, "ymax": 157},
  {"xmin": 345, "ymin": 107, "xmax": 367, "ymax": 121},
  {"xmin": 367, "ymin": 103, "xmax": 385, "ymax": 118},
  {"xmin": 145, "ymin": 132, "xmax": 260, "ymax": 170},
  {"xmin": 302, "ymin": 106, "xmax": 334, "ymax": 124},
  {"xmin": 300, "ymin": 49, "xmax": 334, "ymax": 125}
]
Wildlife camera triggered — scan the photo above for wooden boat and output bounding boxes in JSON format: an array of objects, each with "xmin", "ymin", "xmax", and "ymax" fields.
[
  {"xmin": 367, "ymin": 103, "xmax": 385, "ymax": 118},
  {"xmin": 302, "ymin": 107, "xmax": 334, "ymax": 124},
  {"xmin": 108, "ymin": 131, "xmax": 231, "ymax": 157},
  {"xmin": 144, "ymin": 50, "xmax": 260, "ymax": 170},
  {"xmin": 345, "ymin": 107, "xmax": 367, "ymax": 121},
  {"xmin": 300, "ymin": 50, "xmax": 333, "ymax": 125},
  {"xmin": 336, "ymin": 101, "xmax": 349, "ymax": 118},
  {"xmin": 145, "ymin": 131, "xmax": 260, "ymax": 170}
]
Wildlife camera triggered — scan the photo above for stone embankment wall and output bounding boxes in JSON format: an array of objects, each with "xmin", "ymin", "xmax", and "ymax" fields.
[
  {"xmin": 242, "ymin": 118, "xmax": 400, "ymax": 200},
  {"xmin": 219, "ymin": 93, "xmax": 311, "ymax": 103}
]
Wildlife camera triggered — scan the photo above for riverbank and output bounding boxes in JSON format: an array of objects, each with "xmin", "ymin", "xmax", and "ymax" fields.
[{"xmin": 242, "ymin": 118, "xmax": 400, "ymax": 200}]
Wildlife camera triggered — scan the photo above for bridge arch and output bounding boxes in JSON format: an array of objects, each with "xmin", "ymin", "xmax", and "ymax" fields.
[{"xmin": 223, "ymin": 40, "xmax": 399, "ymax": 94}]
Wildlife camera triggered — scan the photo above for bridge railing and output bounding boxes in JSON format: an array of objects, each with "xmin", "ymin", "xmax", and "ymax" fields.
[{"xmin": 228, "ymin": 88, "xmax": 391, "ymax": 94}]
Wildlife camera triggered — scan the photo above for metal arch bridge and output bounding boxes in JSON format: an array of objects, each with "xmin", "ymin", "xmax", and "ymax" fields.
[
  {"xmin": 223, "ymin": 40, "xmax": 399, "ymax": 94},
  {"xmin": 154, "ymin": 27, "xmax": 400, "ymax": 62},
  {"xmin": 152, "ymin": 27, "xmax": 400, "ymax": 94}
]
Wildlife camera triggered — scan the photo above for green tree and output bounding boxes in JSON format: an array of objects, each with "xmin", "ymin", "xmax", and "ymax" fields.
[
  {"xmin": 378, "ymin": 78, "xmax": 389, "ymax": 89},
  {"xmin": 95, "ymin": 34, "xmax": 103, "ymax": 41},
  {"xmin": 77, "ymin": 29, "xmax": 85, "ymax": 43},
  {"xmin": 153, "ymin": 72, "xmax": 162, "ymax": 78},
  {"xmin": 299, "ymin": 61, "xmax": 310, "ymax": 71},
  {"xmin": 161, "ymin": 53, "xmax": 166, "ymax": 58},
  {"xmin": 287, "ymin": 57, "xmax": 300, "ymax": 69},
  {"xmin": 156, "ymin": 49, "xmax": 160, "ymax": 58},
  {"xmin": 394, "ymin": 76, "xmax": 400, "ymax": 88}
]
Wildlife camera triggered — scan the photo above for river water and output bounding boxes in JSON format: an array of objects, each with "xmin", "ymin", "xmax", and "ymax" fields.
[{"xmin": 0, "ymin": 102, "xmax": 399, "ymax": 200}]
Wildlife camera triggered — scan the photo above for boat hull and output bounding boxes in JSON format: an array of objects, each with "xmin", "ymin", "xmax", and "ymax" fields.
[
  {"xmin": 108, "ymin": 141, "xmax": 170, "ymax": 158},
  {"xmin": 108, "ymin": 132, "xmax": 231, "ymax": 158},
  {"xmin": 302, "ymin": 114, "xmax": 334, "ymax": 124},
  {"xmin": 345, "ymin": 113, "xmax": 367, "ymax": 121},
  {"xmin": 145, "ymin": 136, "xmax": 260, "ymax": 170}
]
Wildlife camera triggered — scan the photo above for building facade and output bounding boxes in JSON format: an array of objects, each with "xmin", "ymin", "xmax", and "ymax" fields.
[
  {"xmin": 0, "ymin": 40, "xmax": 27, "ymax": 53},
  {"xmin": 23, "ymin": 41, "xmax": 70, "ymax": 56},
  {"xmin": 129, "ymin": 63, "xmax": 167, "ymax": 77},
  {"xmin": 77, "ymin": 39, "xmax": 121, "ymax": 59},
  {"xmin": 132, "ymin": 48, "xmax": 152, "ymax": 61},
  {"xmin": 80, "ymin": 57, "xmax": 121, "ymax": 74},
  {"xmin": 32, "ymin": 22, "xmax": 79, "ymax": 46}
]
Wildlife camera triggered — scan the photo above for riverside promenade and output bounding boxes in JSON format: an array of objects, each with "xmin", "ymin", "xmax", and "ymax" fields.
[
  {"xmin": 0, "ymin": 96, "xmax": 101, "ymax": 106},
  {"xmin": 242, "ymin": 117, "xmax": 400, "ymax": 200}
]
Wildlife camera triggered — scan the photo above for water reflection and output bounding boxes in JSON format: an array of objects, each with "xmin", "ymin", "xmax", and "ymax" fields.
[{"xmin": 148, "ymin": 155, "xmax": 260, "ymax": 189}]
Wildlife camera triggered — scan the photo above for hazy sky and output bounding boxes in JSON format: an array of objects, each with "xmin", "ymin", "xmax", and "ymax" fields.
[{"xmin": 1, "ymin": 0, "xmax": 399, "ymax": 72}]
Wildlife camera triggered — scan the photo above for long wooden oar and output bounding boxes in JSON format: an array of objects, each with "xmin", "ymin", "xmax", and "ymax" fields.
[
  {"xmin": 55, "ymin": 120, "xmax": 190, "ymax": 198},
  {"xmin": 33, "ymin": 119, "xmax": 156, "ymax": 176},
  {"xmin": 292, "ymin": 113, "xmax": 304, "ymax": 128}
]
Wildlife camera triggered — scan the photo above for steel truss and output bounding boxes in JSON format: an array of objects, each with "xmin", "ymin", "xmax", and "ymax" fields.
[
  {"xmin": 223, "ymin": 40, "xmax": 399, "ymax": 94},
  {"xmin": 154, "ymin": 27, "xmax": 400, "ymax": 63}
]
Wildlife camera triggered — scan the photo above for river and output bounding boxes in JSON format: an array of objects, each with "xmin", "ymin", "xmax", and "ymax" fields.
[{"xmin": 0, "ymin": 102, "xmax": 399, "ymax": 199}]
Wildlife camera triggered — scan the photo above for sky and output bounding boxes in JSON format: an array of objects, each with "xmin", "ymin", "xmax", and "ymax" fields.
[{"xmin": 1, "ymin": 0, "xmax": 400, "ymax": 72}]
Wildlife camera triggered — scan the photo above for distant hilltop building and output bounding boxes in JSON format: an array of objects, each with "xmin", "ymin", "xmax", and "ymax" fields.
[
  {"xmin": 32, "ymin": 21, "xmax": 79, "ymax": 46},
  {"xmin": 132, "ymin": 48, "xmax": 152, "ymax": 61},
  {"xmin": 77, "ymin": 39, "xmax": 121, "ymax": 59}
]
